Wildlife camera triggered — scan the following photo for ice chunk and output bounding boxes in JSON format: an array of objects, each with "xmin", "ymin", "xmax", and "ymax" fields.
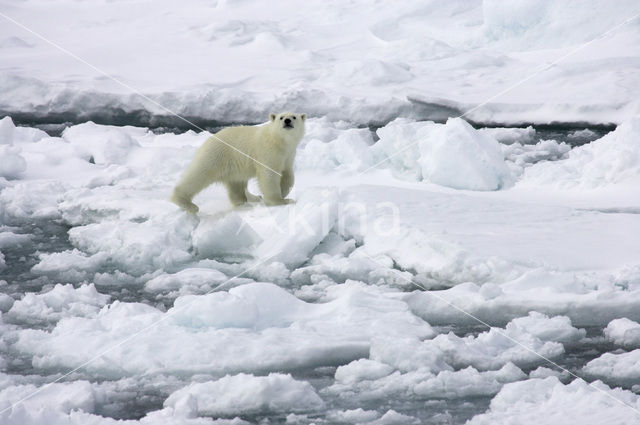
[
  {"xmin": 424, "ymin": 328, "xmax": 562, "ymax": 371},
  {"xmin": 479, "ymin": 126, "xmax": 536, "ymax": 145},
  {"xmin": 604, "ymin": 318, "xmax": 640, "ymax": 348},
  {"xmin": 373, "ymin": 118, "xmax": 512, "ymax": 190},
  {"xmin": 467, "ymin": 377, "xmax": 640, "ymax": 425},
  {"xmin": 416, "ymin": 118, "xmax": 512, "ymax": 190},
  {"xmin": 412, "ymin": 363, "xmax": 525, "ymax": 399},
  {"xmin": 6, "ymin": 283, "xmax": 110, "ymax": 325},
  {"xmin": 0, "ymin": 380, "xmax": 234, "ymax": 424},
  {"xmin": 62, "ymin": 121, "xmax": 145, "ymax": 165},
  {"xmin": 328, "ymin": 361, "xmax": 524, "ymax": 403},
  {"xmin": 0, "ymin": 116, "xmax": 15, "ymax": 144},
  {"xmin": 327, "ymin": 409, "xmax": 381, "ymax": 423},
  {"xmin": 32, "ymin": 249, "xmax": 109, "ymax": 281},
  {"xmin": 252, "ymin": 190, "xmax": 339, "ymax": 268},
  {"xmin": 528, "ymin": 366, "xmax": 569, "ymax": 380},
  {"xmin": 0, "ymin": 293, "xmax": 14, "ymax": 312},
  {"xmin": 501, "ymin": 139, "xmax": 570, "ymax": 178},
  {"xmin": 583, "ymin": 349, "xmax": 640, "ymax": 384},
  {"xmin": 0, "ymin": 380, "xmax": 97, "ymax": 417},
  {"xmin": 405, "ymin": 268, "xmax": 640, "ymax": 327},
  {"xmin": 334, "ymin": 359, "xmax": 395, "ymax": 385},
  {"xmin": 371, "ymin": 314, "xmax": 573, "ymax": 372},
  {"xmin": 144, "ymin": 268, "xmax": 242, "ymax": 297},
  {"xmin": 568, "ymin": 128, "xmax": 598, "ymax": 140},
  {"xmin": 68, "ymin": 213, "xmax": 195, "ymax": 275},
  {"xmin": 360, "ymin": 224, "xmax": 513, "ymax": 288},
  {"xmin": 0, "ymin": 116, "xmax": 47, "ymax": 145},
  {"xmin": 366, "ymin": 410, "xmax": 419, "ymax": 425},
  {"xmin": 369, "ymin": 336, "xmax": 452, "ymax": 374},
  {"xmin": 0, "ymin": 231, "xmax": 32, "ymax": 248},
  {"xmin": 505, "ymin": 312, "xmax": 585, "ymax": 344},
  {"xmin": 164, "ymin": 373, "xmax": 324, "ymax": 416},
  {"xmin": 170, "ymin": 291, "xmax": 259, "ymax": 329},
  {"xmin": 521, "ymin": 117, "xmax": 640, "ymax": 188},
  {"xmin": 296, "ymin": 126, "xmax": 374, "ymax": 172},
  {"xmin": 371, "ymin": 118, "xmax": 427, "ymax": 180}
]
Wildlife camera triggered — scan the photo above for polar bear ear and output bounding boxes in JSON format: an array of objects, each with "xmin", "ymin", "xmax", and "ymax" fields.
[
  {"xmin": 270, "ymin": 113, "xmax": 277, "ymax": 122},
  {"xmin": 301, "ymin": 113, "xmax": 306, "ymax": 121}
]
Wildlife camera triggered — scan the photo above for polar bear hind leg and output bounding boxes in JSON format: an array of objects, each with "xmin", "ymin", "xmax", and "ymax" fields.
[
  {"xmin": 171, "ymin": 189, "xmax": 200, "ymax": 214},
  {"xmin": 171, "ymin": 170, "xmax": 216, "ymax": 214},
  {"xmin": 225, "ymin": 181, "xmax": 249, "ymax": 206}
]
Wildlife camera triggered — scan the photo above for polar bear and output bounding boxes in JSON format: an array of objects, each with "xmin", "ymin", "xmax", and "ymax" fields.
[{"xmin": 171, "ymin": 112, "xmax": 306, "ymax": 213}]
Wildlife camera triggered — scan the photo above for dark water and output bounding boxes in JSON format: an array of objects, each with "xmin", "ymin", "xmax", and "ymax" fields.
[
  {"xmin": 0, "ymin": 120, "xmax": 624, "ymax": 424},
  {"xmin": 11, "ymin": 113, "xmax": 612, "ymax": 148}
]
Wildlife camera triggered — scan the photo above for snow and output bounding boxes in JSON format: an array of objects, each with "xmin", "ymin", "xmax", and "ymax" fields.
[{"xmin": 1, "ymin": 1, "xmax": 639, "ymax": 125}]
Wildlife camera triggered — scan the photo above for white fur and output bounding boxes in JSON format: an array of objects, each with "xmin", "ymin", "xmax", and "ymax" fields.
[{"xmin": 171, "ymin": 112, "xmax": 306, "ymax": 213}]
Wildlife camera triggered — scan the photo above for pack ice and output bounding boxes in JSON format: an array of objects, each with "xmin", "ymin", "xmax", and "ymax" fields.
[{"xmin": 1, "ymin": 0, "xmax": 640, "ymax": 423}]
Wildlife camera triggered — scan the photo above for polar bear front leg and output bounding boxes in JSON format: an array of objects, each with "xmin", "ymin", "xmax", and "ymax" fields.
[
  {"xmin": 225, "ymin": 181, "xmax": 249, "ymax": 207},
  {"xmin": 280, "ymin": 167, "xmax": 294, "ymax": 198},
  {"xmin": 257, "ymin": 169, "xmax": 292, "ymax": 206}
]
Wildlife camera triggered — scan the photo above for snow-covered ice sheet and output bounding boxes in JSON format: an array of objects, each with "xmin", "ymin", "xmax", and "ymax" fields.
[{"xmin": 1, "ymin": 1, "xmax": 640, "ymax": 126}]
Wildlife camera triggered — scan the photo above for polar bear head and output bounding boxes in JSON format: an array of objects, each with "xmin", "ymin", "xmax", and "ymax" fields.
[{"xmin": 269, "ymin": 112, "xmax": 306, "ymax": 141}]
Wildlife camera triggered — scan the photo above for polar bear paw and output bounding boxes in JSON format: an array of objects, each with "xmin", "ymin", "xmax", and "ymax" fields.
[
  {"xmin": 265, "ymin": 198, "xmax": 295, "ymax": 206},
  {"xmin": 171, "ymin": 193, "xmax": 199, "ymax": 214},
  {"xmin": 245, "ymin": 191, "xmax": 263, "ymax": 203}
]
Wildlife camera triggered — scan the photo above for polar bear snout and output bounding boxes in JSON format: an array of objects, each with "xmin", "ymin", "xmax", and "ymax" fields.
[{"xmin": 270, "ymin": 112, "xmax": 306, "ymax": 130}]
